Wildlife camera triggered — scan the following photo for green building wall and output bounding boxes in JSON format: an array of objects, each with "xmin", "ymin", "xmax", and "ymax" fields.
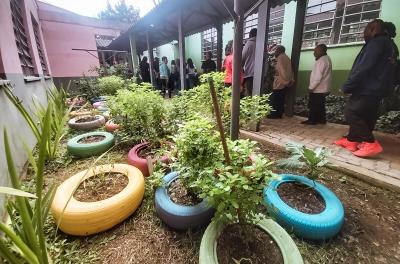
[{"xmin": 152, "ymin": 0, "xmax": 399, "ymax": 95}]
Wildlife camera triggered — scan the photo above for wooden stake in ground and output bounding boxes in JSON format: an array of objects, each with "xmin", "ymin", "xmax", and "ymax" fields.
[{"xmin": 208, "ymin": 77, "xmax": 231, "ymax": 165}]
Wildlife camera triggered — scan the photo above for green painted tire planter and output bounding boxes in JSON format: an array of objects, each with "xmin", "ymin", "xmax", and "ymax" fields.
[
  {"xmin": 199, "ymin": 218, "xmax": 303, "ymax": 264},
  {"xmin": 67, "ymin": 132, "xmax": 115, "ymax": 158}
]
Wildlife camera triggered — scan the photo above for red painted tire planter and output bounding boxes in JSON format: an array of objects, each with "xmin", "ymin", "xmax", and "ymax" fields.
[
  {"xmin": 127, "ymin": 142, "xmax": 169, "ymax": 177},
  {"xmin": 105, "ymin": 120, "xmax": 120, "ymax": 132}
]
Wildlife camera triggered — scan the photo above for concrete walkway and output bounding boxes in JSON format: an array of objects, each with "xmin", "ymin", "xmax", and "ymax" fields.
[{"xmin": 241, "ymin": 116, "xmax": 400, "ymax": 192}]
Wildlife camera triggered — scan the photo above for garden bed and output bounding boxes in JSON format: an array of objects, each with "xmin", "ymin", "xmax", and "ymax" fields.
[{"xmin": 39, "ymin": 141, "xmax": 400, "ymax": 263}]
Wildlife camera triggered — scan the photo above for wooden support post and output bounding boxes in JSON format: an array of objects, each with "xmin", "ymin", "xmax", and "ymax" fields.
[
  {"xmin": 129, "ymin": 34, "xmax": 139, "ymax": 74},
  {"xmin": 146, "ymin": 31, "xmax": 155, "ymax": 87},
  {"xmin": 252, "ymin": 0, "xmax": 270, "ymax": 96},
  {"xmin": 208, "ymin": 77, "xmax": 231, "ymax": 164},
  {"xmin": 286, "ymin": 0, "xmax": 307, "ymax": 117},
  {"xmin": 230, "ymin": 0, "xmax": 244, "ymax": 140},
  {"xmin": 216, "ymin": 23, "xmax": 223, "ymax": 71},
  {"xmin": 178, "ymin": 8, "xmax": 186, "ymax": 91}
]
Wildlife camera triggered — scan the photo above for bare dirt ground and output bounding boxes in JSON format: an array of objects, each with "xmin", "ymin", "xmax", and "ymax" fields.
[{"xmin": 43, "ymin": 141, "xmax": 400, "ymax": 264}]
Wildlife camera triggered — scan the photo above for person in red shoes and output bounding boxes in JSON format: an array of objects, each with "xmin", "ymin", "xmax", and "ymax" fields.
[{"xmin": 335, "ymin": 19, "xmax": 398, "ymax": 157}]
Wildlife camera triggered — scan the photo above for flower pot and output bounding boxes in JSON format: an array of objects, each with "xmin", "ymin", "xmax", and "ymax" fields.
[
  {"xmin": 264, "ymin": 174, "xmax": 344, "ymax": 240},
  {"xmin": 67, "ymin": 131, "xmax": 114, "ymax": 158},
  {"xmin": 199, "ymin": 217, "xmax": 303, "ymax": 264},
  {"xmin": 105, "ymin": 120, "xmax": 120, "ymax": 132},
  {"xmin": 127, "ymin": 142, "xmax": 169, "ymax": 177},
  {"xmin": 93, "ymin": 101, "xmax": 106, "ymax": 108},
  {"xmin": 51, "ymin": 164, "xmax": 144, "ymax": 236},
  {"xmin": 155, "ymin": 172, "xmax": 215, "ymax": 230},
  {"xmin": 68, "ymin": 115, "xmax": 105, "ymax": 131}
]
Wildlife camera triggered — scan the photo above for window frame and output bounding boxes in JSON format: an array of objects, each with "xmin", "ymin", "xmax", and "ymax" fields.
[
  {"xmin": 31, "ymin": 16, "xmax": 49, "ymax": 76},
  {"xmin": 201, "ymin": 27, "xmax": 218, "ymax": 61}
]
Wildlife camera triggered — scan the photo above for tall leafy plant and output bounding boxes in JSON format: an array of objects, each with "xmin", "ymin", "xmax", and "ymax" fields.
[
  {"xmin": 0, "ymin": 106, "xmax": 56, "ymax": 264},
  {"xmin": 4, "ymin": 84, "xmax": 72, "ymax": 160},
  {"xmin": 97, "ymin": 75, "xmax": 125, "ymax": 95}
]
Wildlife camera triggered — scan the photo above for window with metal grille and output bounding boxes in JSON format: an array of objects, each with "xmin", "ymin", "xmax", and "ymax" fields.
[
  {"xmin": 32, "ymin": 17, "xmax": 48, "ymax": 76},
  {"xmin": 339, "ymin": 0, "xmax": 381, "ymax": 43},
  {"xmin": 243, "ymin": 5, "xmax": 285, "ymax": 44},
  {"xmin": 10, "ymin": 0, "xmax": 35, "ymax": 76},
  {"xmin": 201, "ymin": 28, "xmax": 217, "ymax": 60},
  {"xmin": 302, "ymin": 0, "xmax": 382, "ymax": 48}
]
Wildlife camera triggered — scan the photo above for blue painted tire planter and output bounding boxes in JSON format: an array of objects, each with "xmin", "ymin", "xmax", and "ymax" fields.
[
  {"xmin": 264, "ymin": 174, "xmax": 344, "ymax": 241},
  {"xmin": 67, "ymin": 131, "xmax": 115, "ymax": 158},
  {"xmin": 155, "ymin": 172, "xmax": 215, "ymax": 230}
]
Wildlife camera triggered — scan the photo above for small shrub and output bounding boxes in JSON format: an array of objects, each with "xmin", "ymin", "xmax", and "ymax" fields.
[
  {"xmin": 107, "ymin": 85, "xmax": 167, "ymax": 142},
  {"xmin": 97, "ymin": 75, "xmax": 125, "ymax": 95},
  {"xmin": 72, "ymin": 77, "xmax": 99, "ymax": 100},
  {"xmin": 376, "ymin": 111, "xmax": 400, "ymax": 134}
]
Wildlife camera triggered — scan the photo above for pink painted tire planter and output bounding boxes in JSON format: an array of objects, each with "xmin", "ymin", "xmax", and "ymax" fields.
[{"xmin": 127, "ymin": 142, "xmax": 169, "ymax": 177}]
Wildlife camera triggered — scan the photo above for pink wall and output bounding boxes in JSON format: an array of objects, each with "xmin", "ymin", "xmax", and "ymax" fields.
[
  {"xmin": 37, "ymin": 1, "xmax": 128, "ymax": 77},
  {"xmin": 0, "ymin": 0, "xmax": 49, "ymax": 75}
]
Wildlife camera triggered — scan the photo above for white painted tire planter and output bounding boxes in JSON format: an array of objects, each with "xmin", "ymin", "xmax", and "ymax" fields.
[
  {"xmin": 68, "ymin": 115, "xmax": 105, "ymax": 131},
  {"xmin": 51, "ymin": 164, "xmax": 145, "ymax": 236},
  {"xmin": 199, "ymin": 218, "xmax": 303, "ymax": 264}
]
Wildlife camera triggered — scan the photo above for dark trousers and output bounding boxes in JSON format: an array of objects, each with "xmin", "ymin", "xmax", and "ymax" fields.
[
  {"xmin": 345, "ymin": 95, "xmax": 380, "ymax": 143},
  {"xmin": 270, "ymin": 87, "xmax": 287, "ymax": 118},
  {"xmin": 244, "ymin": 77, "xmax": 253, "ymax": 97},
  {"xmin": 308, "ymin": 93, "xmax": 327, "ymax": 123},
  {"xmin": 160, "ymin": 79, "xmax": 172, "ymax": 98}
]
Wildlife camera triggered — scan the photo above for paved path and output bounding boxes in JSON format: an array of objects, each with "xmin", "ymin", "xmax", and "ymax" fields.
[{"xmin": 241, "ymin": 116, "xmax": 400, "ymax": 192}]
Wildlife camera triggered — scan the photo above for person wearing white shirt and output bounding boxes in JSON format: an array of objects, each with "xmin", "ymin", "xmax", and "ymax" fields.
[{"xmin": 301, "ymin": 44, "xmax": 332, "ymax": 125}]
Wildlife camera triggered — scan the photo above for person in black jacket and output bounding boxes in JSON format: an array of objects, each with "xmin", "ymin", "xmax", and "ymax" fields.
[
  {"xmin": 139, "ymin": 56, "xmax": 151, "ymax": 83},
  {"xmin": 201, "ymin": 51, "xmax": 216, "ymax": 73},
  {"xmin": 334, "ymin": 19, "xmax": 398, "ymax": 158}
]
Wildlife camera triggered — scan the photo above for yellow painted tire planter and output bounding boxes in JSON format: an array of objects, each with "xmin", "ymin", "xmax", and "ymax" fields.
[{"xmin": 51, "ymin": 164, "xmax": 145, "ymax": 236}]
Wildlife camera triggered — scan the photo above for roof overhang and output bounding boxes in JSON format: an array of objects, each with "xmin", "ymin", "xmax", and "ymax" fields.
[{"xmin": 107, "ymin": 0, "xmax": 296, "ymax": 53}]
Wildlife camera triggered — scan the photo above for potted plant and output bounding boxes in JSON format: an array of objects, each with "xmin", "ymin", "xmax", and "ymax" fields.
[
  {"xmin": 264, "ymin": 142, "xmax": 345, "ymax": 240},
  {"xmin": 68, "ymin": 114, "xmax": 106, "ymax": 131},
  {"xmin": 67, "ymin": 131, "xmax": 115, "ymax": 158},
  {"xmin": 153, "ymin": 116, "xmax": 220, "ymax": 229},
  {"xmin": 195, "ymin": 138, "xmax": 303, "ymax": 264},
  {"xmin": 107, "ymin": 85, "xmax": 170, "ymax": 176}
]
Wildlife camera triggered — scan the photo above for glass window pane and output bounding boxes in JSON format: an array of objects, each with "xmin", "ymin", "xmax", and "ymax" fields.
[
  {"xmin": 308, "ymin": 0, "xmax": 323, "ymax": 7},
  {"xmin": 344, "ymin": 14, "xmax": 361, "ymax": 24},
  {"xmin": 346, "ymin": 4, "xmax": 362, "ymax": 15},
  {"xmin": 321, "ymin": 2, "xmax": 336, "ymax": 12},
  {"xmin": 307, "ymin": 6, "xmax": 321, "ymax": 15},
  {"xmin": 362, "ymin": 11, "xmax": 380, "ymax": 21},
  {"xmin": 364, "ymin": 2, "xmax": 380, "ymax": 12}
]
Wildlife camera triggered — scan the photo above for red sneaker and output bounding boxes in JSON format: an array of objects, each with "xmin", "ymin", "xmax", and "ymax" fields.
[
  {"xmin": 353, "ymin": 141, "xmax": 383, "ymax": 158},
  {"xmin": 334, "ymin": 137, "xmax": 359, "ymax": 152}
]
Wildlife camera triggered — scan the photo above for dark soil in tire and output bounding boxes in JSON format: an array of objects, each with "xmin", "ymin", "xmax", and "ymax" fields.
[
  {"xmin": 74, "ymin": 172, "xmax": 128, "ymax": 202},
  {"xmin": 277, "ymin": 181, "xmax": 326, "ymax": 214},
  {"xmin": 217, "ymin": 224, "xmax": 283, "ymax": 264},
  {"xmin": 76, "ymin": 116, "xmax": 98, "ymax": 123},
  {"xmin": 167, "ymin": 178, "xmax": 201, "ymax": 206},
  {"xmin": 138, "ymin": 146, "xmax": 157, "ymax": 159},
  {"xmin": 78, "ymin": 135, "xmax": 106, "ymax": 144}
]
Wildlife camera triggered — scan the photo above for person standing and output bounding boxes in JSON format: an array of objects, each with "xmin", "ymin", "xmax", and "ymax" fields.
[
  {"xmin": 268, "ymin": 45, "xmax": 293, "ymax": 119},
  {"xmin": 242, "ymin": 28, "xmax": 257, "ymax": 96},
  {"xmin": 223, "ymin": 40, "xmax": 243, "ymax": 88},
  {"xmin": 170, "ymin": 60, "xmax": 177, "ymax": 94},
  {"xmin": 201, "ymin": 51, "xmax": 217, "ymax": 73},
  {"xmin": 186, "ymin": 58, "xmax": 197, "ymax": 89},
  {"xmin": 139, "ymin": 56, "xmax": 151, "ymax": 83},
  {"xmin": 301, "ymin": 44, "xmax": 332, "ymax": 125},
  {"xmin": 153, "ymin": 57, "xmax": 161, "ymax": 90},
  {"xmin": 334, "ymin": 19, "xmax": 398, "ymax": 157},
  {"xmin": 160, "ymin": 56, "xmax": 171, "ymax": 98}
]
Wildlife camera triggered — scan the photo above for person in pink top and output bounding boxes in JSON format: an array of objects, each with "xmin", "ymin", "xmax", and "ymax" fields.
[{"xmin": 223, "ymin": 40, "xmax": 243, "ymax": 88}]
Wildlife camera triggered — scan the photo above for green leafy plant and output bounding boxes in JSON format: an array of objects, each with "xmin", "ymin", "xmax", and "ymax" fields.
[
  {"xmin": 107, "ymin": 84, "xmax": 167, "ymax": 143},
  {"xmin": 167, "ymin": 72, "xmax": 271, "ymax": 135},
  {"xmin": 278, "ymin": 142, "xmax": 329, "ymax": 181},
  {"xmin": 71, "ymin": 76, "xmax": 99, "ymax": 100},
  {"xmin": 4, "ymin": 84, "xmax": 73, "ymax": 161},
  {"xmin": 0, "ymin": 105, "xmax": 56, "ymax": 264},
  {"xmin": 97, "ymin": 75, "xmax": 125, "ymax": 95},
  {"xmin": 376, "ymin": 111, "xmax": 400, "ymax": 134}
]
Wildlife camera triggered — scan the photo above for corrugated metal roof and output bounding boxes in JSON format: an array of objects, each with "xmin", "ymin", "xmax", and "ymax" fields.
[{"xmin": 107, "ymin": 0, "xmax": 296, "ymax": 52}]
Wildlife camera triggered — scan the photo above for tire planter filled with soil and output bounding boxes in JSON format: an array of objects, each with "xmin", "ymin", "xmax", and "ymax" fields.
[
  {"xmin": 155, "ymin": 172, "xmax": 215, "ymax": 230},
  {"xmin": 69, "ymin": 110, "xmax": 93, "ymax": 118},
  {"xmin": 93, "ymin": 101, "xmax": 106, "ymax": 108},
  {"xmin": 199, "ymin": 218, "xmax": 303, "ymax": 264},
  {"xmin": 68, "ymin": 115, "xmax": 105, "ymax": 131},
  {"xmin": 67, "ymin": 131, "xmax": 114, "ymax": 158},
  {"xmin": 51, "ymin": 164, "xmax": 145, "ymax": 236},
  {"xmin": 264, "ymin": 174, "xmax": 344, "ymax": 240},
  {"xmin": 127, "ymin": 142, "xmax": 169, "ymax": 177}
]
